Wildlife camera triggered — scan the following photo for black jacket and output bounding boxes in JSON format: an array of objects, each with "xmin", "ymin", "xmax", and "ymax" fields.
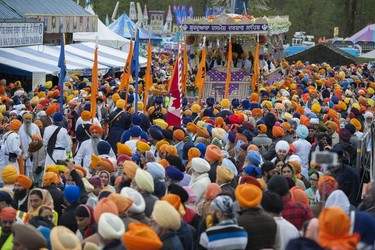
[
  {"xmin": 59, "ymin": 202, "xmax": 80, "ymax": 232},
  {"xmin": 237, "ymin": 207, "xmax": 277, "ymax": 250}
]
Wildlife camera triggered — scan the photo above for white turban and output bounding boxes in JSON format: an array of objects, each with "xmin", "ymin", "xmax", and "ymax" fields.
[
  {"xmin": 121, "ymin": 187, "xmax": 146, "ymax": 214},
  {"xmin": 191, "ymin": 158, "xmax": 210, "ymax": 173},
  {"xmin": 275, "ymin": 140, "xmax": 290, "ymax": 153},
  {"xmin": 151, "ymin": 200, "xmax": 181, "ymax": 230},
  {"xmin": 364, "ymin": 112, "xmax": 373, "ymax": 119},
  {"xmin": 134, "ymin": 169, "xmax": 154, "ymax": 193},
  {"xmin": 98, "ymin": 213, "xmax": 125, "ymax": 240}
]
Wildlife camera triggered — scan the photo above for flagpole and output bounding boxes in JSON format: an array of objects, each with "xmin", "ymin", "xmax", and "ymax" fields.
[
  {"xmin": 90, "ymin": 37, "xmax": 99, "ymax": 122},
  {"xmin": 224, "ymin": 35, "xmax": 232, "ymax": 99},
  {"xmin": 143, "ymin": 31, "xmax": 152, "ymax": 113},
  {"xmin": 58, "ymin": 33, "xmax": 66, "ymax": 115},
  {"xmin": 134, "ymin": 28, "xmax": 140, "ymax": 114}
]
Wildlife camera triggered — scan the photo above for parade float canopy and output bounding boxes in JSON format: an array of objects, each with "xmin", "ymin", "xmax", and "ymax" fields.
[
  {"xmin": 180, "ymin": 13, "xmax": 290, "ymax": 36},
  {"xmin": 180, "ymin": 13, "xmax": 269, "ymax": 35}
]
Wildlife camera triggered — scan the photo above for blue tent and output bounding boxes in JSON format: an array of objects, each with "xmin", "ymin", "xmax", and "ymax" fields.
[{"xmin": 108, "ymin": 13, "xmax": 162, "ymax": 41}]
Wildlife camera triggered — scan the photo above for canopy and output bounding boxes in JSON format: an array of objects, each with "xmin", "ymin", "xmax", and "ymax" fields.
[
  {"xmin": 347, "ymin": 24, "xmax": 375, "ymax": 44},
  {"xmin": 360, "ymin": 49, "xmax": 375, "ymax": 59},
  {"xmin": 73, "ymin": 5, "xmax": 131, "ymax": 51},
  {"xmin": 65, "ymin": 42, "xmax": 147, "ymax": 69},
  {"xmin": 108, "ymin": 13, "xmax": 162, "ymax": 41},
  {"xmin": 286, "ymin": 43, "xmax": 356, "ymax": 65},
  {"xmin": 0, "ymin": 42, "xmax": 147, "ymax": 76},
  {"xmin": 0, "ymin": 44, "xmax": 108, "ymax": 76}
]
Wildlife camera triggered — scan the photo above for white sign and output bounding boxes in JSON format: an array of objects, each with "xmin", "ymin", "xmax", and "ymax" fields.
[
  {"xmin": 0, "ymin": 22, "xmax": 44, "ymax": 47},
  {"xmin": 32, "ymin": 72, "xmax": 46, "ymax": 91}
]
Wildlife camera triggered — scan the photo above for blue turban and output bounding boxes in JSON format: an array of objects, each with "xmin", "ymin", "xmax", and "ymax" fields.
[
  {"xmin": 296, "ymin": 125, "xmax": 308, "ymax": 139},
  {"xmin": 246, "ymin": 150, "xmax": 262, "ymax": 166},
  {"xmin": 165, "ymin": 166, "xmax": 184, "ymax": 181}
]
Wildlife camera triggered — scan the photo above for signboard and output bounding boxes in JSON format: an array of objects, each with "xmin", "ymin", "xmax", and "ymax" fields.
[
  {"xmin": 180, "ymin": 23, "xmax": 268, "ymax": 34},
  {"xmin": 0, "ymin": 22, "xmax": 43, "ymax": 47},
  {"xmin": 32, "ymin": 72, "xmax": 46, "ymax": 90},
  {"xmin": 27, "ymin": 15, "xmax": 98, "ymax": 33}
]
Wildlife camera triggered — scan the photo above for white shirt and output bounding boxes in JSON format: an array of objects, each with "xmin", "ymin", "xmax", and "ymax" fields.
[
  {"xmin": 19, "ymin": 123, "xmax": 41, "ymax": 168},
  {"xmin": 43, "ymin": 125, "xmax": 70, "ymax": 167},
  {"xmin": 292, "ymin": 139, "xmax": 312, "ymax": 178},
  {"xmin": 273, "ymin": 216, "xmax": 299, "ymax": 250}
]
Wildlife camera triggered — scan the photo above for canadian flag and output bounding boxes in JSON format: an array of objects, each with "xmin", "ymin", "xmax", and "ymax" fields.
[{"xmin": 166, "ymin": 43, "xmax": 182, "ymax": 127}]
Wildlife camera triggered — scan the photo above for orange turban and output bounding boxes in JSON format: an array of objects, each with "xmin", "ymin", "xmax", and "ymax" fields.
[
  {"xmin": 155, "ymin": 140, "xmax": 169, "ymax": 151},
  {"xmin": 137, "ymin": 141, "xmax": 151, "ymax": 153},
  {"xmin": 81, "ymin": 110, "xmax": 91, "ymax": 121},
  {"xmin": 318, "ymin": 207, "xmax": 360, "ymax": 249},
  {"xmin": 196, "ymin": 127, "xmax": 210, "ymax": 138},
  {"xmin": 250, "ymin": 93, "xmax": 259, "ymax": 102},
  {"xmin": 187, "ymin": 122, "xmax": 198, "ymax": 133},
  {"xmin": 280, "ymin": 122, "xmax": 291, "ymax": 132},
  {"xmin": 161, "ymin": 194, "xmax": 185, "ymax": 216},
  {"xmin": 188, "ymin": 148, "xmax": 200, "ymax": 161},
  {"xmin": 93, "ymin": 197, "xmax": 119, "ymax": 223},
  {"xmin": 214, "ymin": 117, "xmax": 226, "ymax": 130},
  {"xmin": 165, "ymin": 145, "xmax": 178, "ymax": 156},
  {"xmin": 204, "ymin": 183, "xmax": 222, "ymax": 201},
  {"xmin": 43, "ymin": 172, "xmax": 59, "ymax": 186},
  {"xmin": 123, "ymin": 222, "xmax": 163, "ymax": 250},
  {"xmin": 158, "ymin": 159, "xmax": 169, "ymax": 169},
  {"xmin": 252, "ymin": 108, "xmax": 263, "ymax": 117},
  {"xmin": 74, "ymin": 165, "xmax": 87, "ymax": 177},
  {"xmin": 2, "ymin": 166, "xmax": 18, "ymax": 184},
  {"xmin": 300, "ymin": 115, "xmax": 310, "ymax": 127},
  {"xmin": 123, "ymin": 161, "xmax": 139, "ymax": 179},
  {"xmin": 290, "ymin": 186, "xmax": 309, "ymax": 206},
  {"xmin": 64, "ymin": 169, "xmax": 83, "ymax": 179},
  {"xmin": 15, "ymin": 175, "xmax": 32, "ymax": 189},
  {"xmin": 89, "ymin": 125, "xmax": 103, "ymax": 135},
  {"xmin": 10, "ymin": 119, "xmax": 22, "ymax": 131},
  {"xmin": 173, "ymin": 129, "xmax": 185, "ymax": 141},
  {"xmin": 272, "ymin": 126, "xmax": 285, "ymax": 138},
  {"xmin": 0, "ymin": 207, "xmax": 16, "ymax": 220},
  {"xmin": 45, "ymin": 103, "xmax": 57, "ymax": 115},
  {"xmin": 108, "ymin": 193, "xmax": 133, "ymax": 213},
  {"xmin": 318, "ymin": 176, "xmax": 338, "ymax": 199},
  {"xmin": 205, "ymin": 145, "xmax": 222, "ymax": 163},
  {"xmin": 257, "ymin": 124, "xmax": 267, "ymax": 134},
  {"xmin": 247, "ymin": 144, "xmax": 259, "ymax": 152},
  {"xmin": 235, "ymin": 184, "xmax": 262, "ymax": 208},
  {"xmin": 32, "ymin": 134, "xmax": 42, "ymax": 141},
  {"xmin": 96, "ymin": 159, "xmax": 114, "ymax": 173}
]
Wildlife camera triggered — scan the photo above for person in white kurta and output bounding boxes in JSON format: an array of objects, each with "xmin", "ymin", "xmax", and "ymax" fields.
[
  {"xmin": 3, "ymin": 119, "xmax": 23, "ymax": 174},
  {"xmin": 292, "ymin": 125, "xmax": 312, "ymax": 178},
  {"xmin": 188, "ymin": 158, "xmax": 211, "ymax": 205},
  {"xmin": 43, "ymin": 114, "xmax": 70, "ymax": 169},
  {"xmin": 75, "ymin": 115, "xmax": 101, "ymax": 131},
  {"xmin": 19, "ymin": 113, "xmax": 41, "ymax": 176},
  {"xmin": 74, "ymin": 125, "xmax": 115, "ymax": 174}
]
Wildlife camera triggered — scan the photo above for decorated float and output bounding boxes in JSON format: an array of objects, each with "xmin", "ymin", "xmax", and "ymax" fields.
[{"xmin": 180, "ymin": 13, "xmax": 291, "ymax": 101}]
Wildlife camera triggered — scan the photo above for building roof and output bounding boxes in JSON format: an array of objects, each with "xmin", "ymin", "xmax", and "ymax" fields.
[
  {"xmin": 0, "ymin": 1, "xmax": 25, "ymax": 20},
  {"xmin": 2, "ymin": 0, "xmax": 91, "ymax": 16}
]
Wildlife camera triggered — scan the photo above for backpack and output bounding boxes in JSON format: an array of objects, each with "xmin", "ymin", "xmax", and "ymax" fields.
[{"xmin": 0, "ymin": 132, "xmax": 13, "ymax": 167}]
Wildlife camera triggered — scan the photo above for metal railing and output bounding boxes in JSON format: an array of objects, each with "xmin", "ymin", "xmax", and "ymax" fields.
[{"xmin": 356, "ymin": 121, "xmax": 375, "ymax": 200}]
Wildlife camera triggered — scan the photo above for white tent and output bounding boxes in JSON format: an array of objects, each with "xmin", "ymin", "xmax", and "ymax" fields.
[
  {"xmin": 73, "ymin": 5, "xmax": 130, "ymax": 51},
  {"xmin": 360, "ymin": 49, "xmax": 375, "ymax": 59}
]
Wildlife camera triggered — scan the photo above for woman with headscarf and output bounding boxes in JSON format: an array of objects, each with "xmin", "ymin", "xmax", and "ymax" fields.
[
  {"xmin": 281, "ymin": 164, "xmax": 306, "ymax": 190},
  {"xmin": 97, "ymin": 170, "xmax": 115, "ymax": 193},
  {"xmin": 28, "ymin": 188, "xmax": 58, "ymax": 223},
  {"xmin": 305, "ymin": 170, "xmax": 320, "ymax": 205},
  {"xmin": 74, "ymin": 204, "xmax": 96, "ymax": 241}
]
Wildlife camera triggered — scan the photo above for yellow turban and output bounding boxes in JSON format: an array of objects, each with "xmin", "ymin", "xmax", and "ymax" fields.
[
  {"xmin": 116, "ymin": 99, "xmax": 126, "ymax": 109},
  {"xmin": 350, "ymin": 118, "xmax": 361, "ymax": 131},
  {"xmin": 2, "ymin": 165, "xmax": 18, "ymax": 184},
  {"xmin": 117, "ymin": 143, "xmax": 132, "ymax": 156},
  {"xmin": 153, "ymin": 119, "xmax": 168, "ymax": 129},
  {"xmin": 137, "ymin": 141, "xmax": 150, "ymax": 153}
]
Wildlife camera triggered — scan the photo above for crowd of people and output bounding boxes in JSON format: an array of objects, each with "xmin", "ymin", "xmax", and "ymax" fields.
[{"xmin": 0, "ymin": 56, "xmax": 373, "ymax": 250}]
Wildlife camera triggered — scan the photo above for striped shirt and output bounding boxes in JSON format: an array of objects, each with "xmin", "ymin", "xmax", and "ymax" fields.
[{"xmin": 199, "ymin": 220, "xmax": 248, "ymax": 250}]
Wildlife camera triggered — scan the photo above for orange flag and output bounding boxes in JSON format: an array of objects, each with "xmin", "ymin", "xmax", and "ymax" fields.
[
  {"xmin": 143, "ymin": 41, "xmax": 152, "ymax": 112},
  {"xmin": 195, "ymin": 46, "xmax": 206, "ymax": 103},
  {"xmin": 251, "ymin": 42, "xmax": 260, "ymax": 92},
  {"xmin": 90, "ymin": 46, "xmax": 98, "ymax": 121},
  {"xmin": 224, "ymin": 41, "xmax": 232, "ymax": 98},
  {"xmin": 119, "ymin": 40, "xmax": 133, "ymax": 96},
  {"xmin": 181, "ymin": 41, "xmax": 188, "ymax": 95},
  {"xmin": 168, "ymin": 59, "xmax": 177, "ymax": 92}
]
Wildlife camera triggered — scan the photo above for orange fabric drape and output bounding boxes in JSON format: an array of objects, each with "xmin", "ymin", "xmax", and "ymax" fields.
[{"xmin": 224, "ymin": 41, "xmax": 232, "ymax": 98}]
